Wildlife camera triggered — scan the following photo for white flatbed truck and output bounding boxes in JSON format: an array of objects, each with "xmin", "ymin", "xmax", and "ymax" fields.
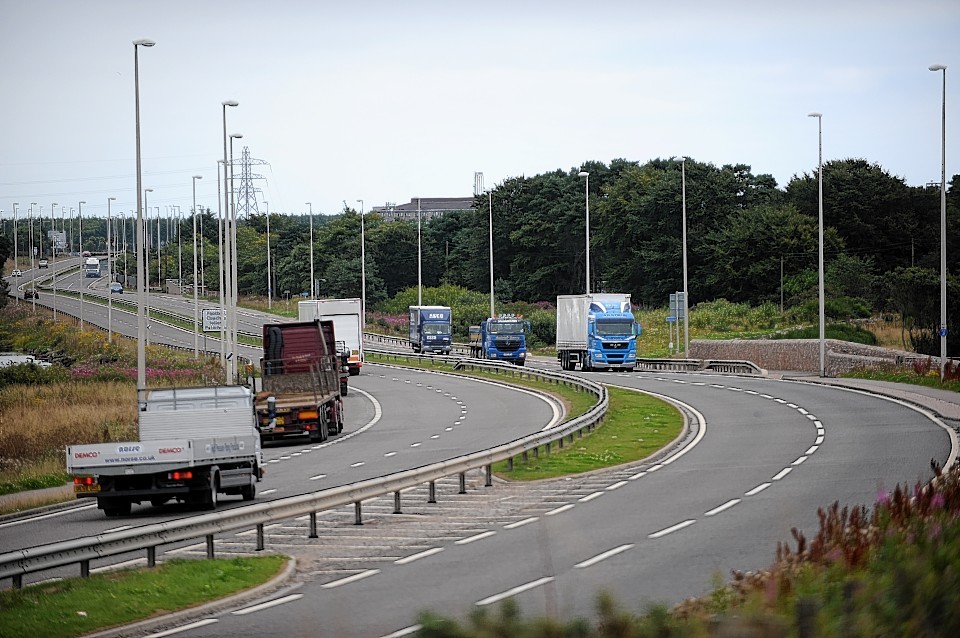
[{"xmin": 66, "ymin": 386, "xmax": 264, "ymax": 517}]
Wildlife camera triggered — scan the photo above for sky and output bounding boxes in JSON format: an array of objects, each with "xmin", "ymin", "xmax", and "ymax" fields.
[{"xmin": 1, "ymin": 0, "xmax": 958, "ymax": 224}]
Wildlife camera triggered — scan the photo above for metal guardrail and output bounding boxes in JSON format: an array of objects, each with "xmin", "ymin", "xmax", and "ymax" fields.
[
  {"xmin": 635, "ymin": 357, "xmax": 766, "ymax": 376},
  {"xmin": 0, "ymin": 357, "xmax": 606, "ymax": 588}
]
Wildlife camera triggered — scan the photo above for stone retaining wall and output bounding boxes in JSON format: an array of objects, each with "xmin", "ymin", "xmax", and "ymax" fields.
[{"xmin": 690, "ymin": 339, "xmax": 927, "ymax": 376}]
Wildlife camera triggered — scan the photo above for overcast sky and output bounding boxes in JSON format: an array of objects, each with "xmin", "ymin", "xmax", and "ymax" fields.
[{"xmin": 1, "ymin": 0, "xmax": 957, "ymax": 223}]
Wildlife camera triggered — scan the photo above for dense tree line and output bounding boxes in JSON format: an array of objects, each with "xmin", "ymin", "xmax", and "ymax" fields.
[{"xmin": 3, "ymin": 157, "xmax": 957, "ymax": 354}]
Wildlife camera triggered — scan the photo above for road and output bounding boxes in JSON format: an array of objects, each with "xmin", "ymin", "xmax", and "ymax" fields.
[{"xmin": 3, "ymin": 275, "xmax": 955, "ymax": 636}]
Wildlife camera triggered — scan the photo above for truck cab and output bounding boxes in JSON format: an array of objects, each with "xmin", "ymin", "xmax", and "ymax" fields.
[
  {"xmin": 584, "ymin": 301, "xmax": 638, "ymax": 370},
  {"xmin": 409, "ymin": 305, "xmax": 452, "ymax": 354},
  {"xmin": 470, "ymin": 314, "xmax": 530, "ymax": 366}
]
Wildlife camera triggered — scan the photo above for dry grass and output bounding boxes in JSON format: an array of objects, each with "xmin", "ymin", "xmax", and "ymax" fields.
[{"xmin": 0, "ymin": 382, "xmax": 138, "ymax": 482}]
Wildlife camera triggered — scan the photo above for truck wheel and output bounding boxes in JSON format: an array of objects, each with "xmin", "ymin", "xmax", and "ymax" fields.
[
  {"xmin": 103, "ymin": 501, "xmax": 131, "ymax": 517},
  {"xmin": 205, "ymin": 473, "xmax": 220, "ymax": 510},
  {"xmin": 241, "ymin": 476, "xmax": 256, "ymax": 501},
  {"xmin": 349, "ymin": 366, "xmax": 360, "ymax": 376},
  {"xmin": 516, "ymin": 360, "xmax": 525, "ymax": 367},
  {"xmin": 150, "ymin": 497, "xmax": 170, "ymax": 507},
  {"xmin": 340, "ymin": 379, "xmax": 348, "ymax": 395}
]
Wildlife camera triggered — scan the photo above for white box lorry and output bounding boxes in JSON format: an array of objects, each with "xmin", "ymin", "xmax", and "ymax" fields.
[
  {"xmin": 66, "ymin": 386, "xmax": 264, "ymax": 517},
  {"xmin": 556, "ymin": 293, "xmax": 639, "ymax": 372},
  {"xmin": 299, "ymin": 298, "xmax": 363, "ymax": 375}
]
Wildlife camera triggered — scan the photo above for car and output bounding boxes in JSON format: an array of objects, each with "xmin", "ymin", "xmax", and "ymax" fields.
[
  {"xmin": 23, "ymin": 288, "xmax": 39, "ymax": 299},
  {"xmin": 38, "ymin": 259, "xmax": 49, "ymax": 268},
  {"xmin": 10, "ymin": 269, "xmax": 22, "ymax": 277},
  {"xmin": 109, "ymin": 282, "xmax": 123, "ymax": 294}
]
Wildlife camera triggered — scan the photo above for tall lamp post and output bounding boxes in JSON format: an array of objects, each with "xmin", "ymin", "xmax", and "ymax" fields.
[
  {"xmin": 192, "ymin": 175, "xmax": 202, "ymax": 356},
  {"xmin": 578, "ymin": 171, "xmax": 590, "ymax": 294},
  {"xmin": 228, "ymin": 133, "xmax": 242, "ymax": 381},
  {"xmin": 930, "ymin": 64, "xmax": 948, "ymax": 381},
  {"xmin": 107, "ymin": 196, "xmax": 115, "ymax": 342},
  {"xmin": 220, "ymin": 100, "xmax": 239, "ymax": 381},
  {"xmin": 134, "ymin": 38, "xmax": 155, "ymax": 389},
  {"xmin": 306, "ymin": 202, "xmax": 314, "ymax": 298},
  {"xmin": 11, "ymin": 203, "xmax": 18, "ymax": 305},
  {"xmin": 265, "ymin": 200, "xmax": 272, "ymax": 310},
  {"xmin": 680, "ymin": 158, "xmax": 690, "ymax": 358},
  {"xmin": 487, "ymin": 190, "xmax": 495, "ymax": 317},
  {"xmin": 144, "ymin": 188, "xmax": 154, "ymax": 347},
  {"xmin": 78, "ymin": 200, "xmax": 86, "ymax": 330},
  {"xmin": 357, "ymin": 199, "xmax": 365, "ymax": 333},
  {"xmin": 808, "ymin": 112, "xmax": 825, "ymax": 377},
  {"xmin": 51, "ymin": 202, "xmax": 58, "ymax": 320},
  {"xmin": 417, "ymin": 197, "xmax": 422, "ymax": 306}
]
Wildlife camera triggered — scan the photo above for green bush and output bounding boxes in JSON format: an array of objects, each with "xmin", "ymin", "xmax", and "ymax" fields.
[{"xmin": 0, "ymin": 363, "xmax": 71, "ymax": 388}]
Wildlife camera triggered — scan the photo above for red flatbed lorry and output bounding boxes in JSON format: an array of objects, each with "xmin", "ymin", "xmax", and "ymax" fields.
[{"xmin": 256, "ymin": 320, "xmax": 346, "ymax": 443}]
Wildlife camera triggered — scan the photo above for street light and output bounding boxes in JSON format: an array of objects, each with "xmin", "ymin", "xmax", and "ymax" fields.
[
  {"xmin": 78, "ymin": 201, "xmax": 86, "ymax": 330},
  {"xmin": 144, "ymin": 188, "xmax": 154, "ymax": 347},
  {"xmin": 107, "ymin": 197, "xmax": 116, "ymax": 342},
  {"xmin": 51, "ymin": 201, "xmax": 58, "ymax": 320},
  {"xmin": 192, "ymin": 175, "xmax": 202, "ymax": 356},
  {"xmin": 578, "ymin": 171, "xmax": 590, "ymax": 294},
  {"xmin": 306, "ymin": 202, "xmax": 314, "ymax": 298},
  {"xmin": 487, "ymin": 190, "xmax": 494, "ymax": 318},
  {"xmin": 808, "ymin": 111, "xmax": 825, "ymax": 377},
  {"xmin": 417, "ymin": 197, "xmax": 422, "ymax": 306},
  {"xmin": 265, "ymin": 200, "xmax": 272, "ymax": 310},
  {"xmin": 220, "ymin": 99, "xmax": 238, "ymax": 382},
  {"xmin": 134, "ymin": 37, "xmax": 155, "ymax": 389},
  {"xmin": 680, "ymin": 158, "xmax": 689, "ymax": 358},
  {"xmin": 930, "ymin": 63, "xmax": 948, "ymax": 381},
  {"xmin": 357, "ymin": 199, "xmax": 365, "ymax": 333},
  {"xmin": 228, "ymin": 132, "xmax": 242, "ymax": 381},
  {"xmin": 11, "ymin": 203, "xmax": 18, "ymax": 305}
]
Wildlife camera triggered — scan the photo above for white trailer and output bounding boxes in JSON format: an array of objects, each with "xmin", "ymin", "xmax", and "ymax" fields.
[
  {"xmin": 298, "ymin": 298, "xmax": 363, "ymax": 375},
  {"xmin": 66, "ymin": 386, "xmax": 263, "ymax": 517},
  {"xmin": 556, "ymin": 294, "xmax": 638, "ymax": 371}
]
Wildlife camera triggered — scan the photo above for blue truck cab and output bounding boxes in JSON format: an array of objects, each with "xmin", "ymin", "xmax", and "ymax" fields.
[
  {"xmin": 557, "ymin": 294, "xmax": 639, "ymax": 371},
  {"xmin": 470, "ymin": 314, "xmax": 531, "ymax": 366},
  {"xmin": 409, "ymin": 305, "xmax": 453, "ymax": 354}
]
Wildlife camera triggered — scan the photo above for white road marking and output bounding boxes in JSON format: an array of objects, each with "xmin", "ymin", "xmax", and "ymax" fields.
[
  {"xmin": 395, "ymin": 547, "xmax": 444, "ymax": 564},
  {"xmin": 384, "ymin": 451, "xmax": 397, "ymax": 457},
  {"xmin": 410, "ymin": 443, "xmax": 421, "ymax": 448},
  {"xmin": 578, "ymin": 492, "xmax": 604, "ymax": 502},
  {"xmin": 504, "ymin": 517, "xmax": 538, "ymax": 529},
  {"xmin": 605, "ymin": 481, "xmax": 628, "ymax": 491},
  {"xmin": 321, "ymin": 569, "xmax": 381, "ymax": 589},
  {"xmin": 628, "ymin": 471, "xmax": 648, "ymax": 480},
  {"xmin": 648, "ymin": 519, "xmax": 696, "ymax": 538},
  {"xmin": 793, "ymin": 456, "xmax": 808, "ymax": 465},
  {"xmin": 745, "ymin": 483, "xmax": 771, "ymax": 496},
  {"xmin": 232, "ymin": 593, "xmax": 304, "ymax": 615},
  {"xmin": 545, "ymin": 504, "xmax": 574, "ymax": 516},
  {"xmin": 456, "ymin": 531, "xmax": 496, "ymax": 544},
  {"xmin": 806, "ymin": 445, "xmax": 819, "ymax": 454},
  {"xmin": 772, "ymin": 467, "xmax": 793, "ymax": 481},
  {"xmin": 476, "ymin": 577, "xmax": 555, "ymax": 606},
  {"xmin": 259, "ymin": 489, "xmax": 278, "ymax": 496},
  {"xmin": 379, "ymin": 625, "xmax": 422, "ymax": 638},
  {"xmin": 574, "ymin": 544, "xmax": 634, "ymax": 568},
  {"xmin": 351, "ymin": 461, "xmax": 366, "ymax": 467},
  {"xmin": 309, "ymin": 474, "xmax": 326, "ymax": 481},
  {"xmin": 145, "ymin": 618, "xmax": 219, "ymax": 636},
  {"xmin": 705, "ymin": 499, "xmax": 740, "ymax": 516},
  {"xmin": 103, "ymin": 525, "xmax": 132, "ymax": 533},
  {"xmin": 0, "ymin": 503, "xmax": 99, "ymax": 529},
  {"xmin": 815, "ymin": 435, "xmax": 824, "ymax": 444}
]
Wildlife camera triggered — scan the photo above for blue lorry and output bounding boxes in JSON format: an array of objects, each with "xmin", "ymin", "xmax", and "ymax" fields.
[
  {"xmin": 556, "ymin": 293, "xmax": 639, "ymax": 371},
  {"xmin": 469, "ymin": 314, "xmax": 530, "ymax": 366},
  {"xmin": 409, "ymin": 305, "xmax": 453, "ymax": 354}
]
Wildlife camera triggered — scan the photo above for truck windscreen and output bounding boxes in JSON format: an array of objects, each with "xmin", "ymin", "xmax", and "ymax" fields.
[
  {"xmin": 487, "ymin": 321, "xmax": 523, "ymax": 335},
  {"xmin": 423, "ymin": 323, "xmax": 450, "ymax": 335},
  {"xmin": 596, "ymin": 320, "xmax": 634, "ymax": 336}
]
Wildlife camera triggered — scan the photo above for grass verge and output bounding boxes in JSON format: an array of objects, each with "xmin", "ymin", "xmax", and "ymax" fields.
[
  {"xmin": 0, "ymin": 556, "xmax": 287, "ymax": 638},
  {"xmin": 492, "ymin": 386, "xmax": 682, "ymax": 480}
]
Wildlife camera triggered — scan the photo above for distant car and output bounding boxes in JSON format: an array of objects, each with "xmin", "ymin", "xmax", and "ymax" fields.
[
  {"xmin": 23, "ymin": 288, "xmax": 39, "ymax": 299},
  {"xmin": 109, "ymin": 282, "xmax": 123, "ymax": 294},
  {"xmin": 10, "ymin": 269, "xmax": 22, "ymax": 277},
  {"xmin": 38, "ymin": 259, "xmax": 49, "ymax": 268}
]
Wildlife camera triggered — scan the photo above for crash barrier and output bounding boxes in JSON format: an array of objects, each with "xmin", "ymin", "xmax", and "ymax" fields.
[
  {"xmin": 0, "ymin": 359, "xmax": 606, "ymax": 588},
  {"xmin": 635, "ymin": 358, "xmax": 766, "ymax": 376},
  {"xmin": 365, "ymin": 332, "xmax": 471, "ymax": 356}
]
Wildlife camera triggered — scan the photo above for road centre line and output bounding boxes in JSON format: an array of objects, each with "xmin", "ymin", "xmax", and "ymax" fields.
[
  {"xmin": 309, "ymin": 474, "xmax": 326, "ymax": 480},
  {"xmin": 648, "ymin": 519, "xmax": 696, "ymax": 538},
  {"xmin": 321, "ymin": 569, "xmax": 381, "ymax": 589},
  {"xmin": 574, "ymin": 544, "xmax": 634, "ymax": 568},
  {"xmin": 745, "ymin": 482, "xmax": 771, "ymax": 496},
  {"xmin": 232, "ymin": 593, "xmax": 303, "ymax": 615},
  {"xmin": 772, "ymin": 467, "xmax": 793, "ymax": 480},
  {"xmin": 395, "ymin": 547, "xmax": 444, "ymax": 564},
  {"xmin": 793, "ymin": 456, "xmax": 808, "ymax": 465},
  {"xmin": 704, "ymin": 499, "xmax": 740, "ymax": 516},
  {"xmin": 145, "ymin": 618, "xmax": 219, "ymax": 637},
  {"xmin": 456, "ymin": 531, "xmax": 496, "ymax": 544},
  {"xmin": 476, "ymin": 577, "xmax": 555, "ymax": 606},
  {"xmin": 815, "ymin": 435, "xmax": 824, "ymax": 444},
  {"xmin": 806, "ymin": 445, "xmax": 819, "ymax": 454}
]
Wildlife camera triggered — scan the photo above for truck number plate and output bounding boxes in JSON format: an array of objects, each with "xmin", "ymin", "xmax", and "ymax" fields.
[{"xmin": 75, "ymin": 484, "xmax": 100, "ymax": 493}]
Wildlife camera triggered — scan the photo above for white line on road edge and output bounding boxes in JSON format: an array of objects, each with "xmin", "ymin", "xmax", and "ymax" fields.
[
  {"xmin": 648, "ymin": 519, "xmax": 696, "ymax": 538},
  {"xmin": 456, "ymin": 531, "xmax": 496, "ymax": 544},
  {"xmin": 745, "ymin": 482, "xmax": 771, "ymax": 496},
  {"xmin": 504, "ymin": 517, "xmax": 538, "ymax": 529},
  {"xmin": 605, "ymin": 481, "xmax": 628, "ymax": 491},
  {"xmin": 772, "ymin": 467, "xmax": 793, "ymax": 480},
  {"xmin": 309, "ymin": 474, "xmax": 327, "ymax": 481},
  {"xmin": 545, "ymin": 503, "xmax": 575, "ymax": 516},
  {"xmin": 579, "ymin": 492, "xmax": 604, "ymax": 502},
  {"xmin": 704, "ymin": 499, "xmax": 741, "ymax": 516},
  {"xmin": 476, "ymin": 576, "xmax": 555, "ymax": 606},
  {"xmin": 395, "ymin": 547, "xmax": 444, "ymax": 564},
  {"xmin": 806, "ymin": 445, "xmax": 819, "ymax": 454},
  {"xmin": 793, "ymin": 456, "xmax": 808, "ymax": 465},
  {"xmin": 0, "ymin": 503, "xmax": 97, "ymax": 530},
  {"xmin": 232, "ymin": 593, "xmax": 304, "ymax": 615},
  {"xmin": 574, "ymin": 544, "xmax": 634, "ymax": 568},
  {"xmin": 145, "ymin": 618, "xmax": 218, "ymax": 637},
  {"xmin": 321, "ymin": 569, "xmax": 381, "ymax": 589},
  {"xmin": 379, "ymin": 625, "xmax": 423, "ymax": 638}
]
